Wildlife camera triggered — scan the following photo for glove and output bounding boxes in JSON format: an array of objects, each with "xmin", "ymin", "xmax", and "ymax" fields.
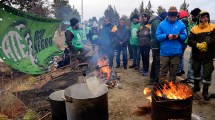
[{"xmin": 196, "ymin": 42, "xmax": 207, "ymax": 52}]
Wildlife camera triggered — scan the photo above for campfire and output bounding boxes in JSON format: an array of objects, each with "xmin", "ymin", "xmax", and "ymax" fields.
[
  {"xmin": 143, "ymin": 81, "xmax": 193, "ymax": 120},
  {"xmin": 96, "ymin": 56, "xmax": 118, "ymax": 88}
]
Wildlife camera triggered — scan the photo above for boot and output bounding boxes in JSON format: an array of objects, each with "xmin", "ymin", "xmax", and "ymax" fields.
[
  {"xmin": 192, "ymin": 81, "xmax": 200, "ymax": 92},
  {"xmin": 202, "ymin": 85, "xmax": 211, "ymax": 101}
]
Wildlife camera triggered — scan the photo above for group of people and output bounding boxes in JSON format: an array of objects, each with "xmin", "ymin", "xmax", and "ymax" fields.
[{"xmin": 65, "ymin": 6, "xmax": 215, "ymax": 101}]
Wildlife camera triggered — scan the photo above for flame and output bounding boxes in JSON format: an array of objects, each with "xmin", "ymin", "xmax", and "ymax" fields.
[
  {"xmin": 143, "ymin": 87, "xmax": 151, "ymax": 96},
  {"xmin": 143, "ymin": 87, "xmax": 152, "ymax": 102},
  {"xmin": 97, "ymin": 58, "xmax": 111, "ymax": 79},
  {"xmin": 156, "ymin": 81, "xmax": 193, "ymax": 100},
  {"xmin": 143, "ymin": 81, "xmax": 193, "ymax": 100}
]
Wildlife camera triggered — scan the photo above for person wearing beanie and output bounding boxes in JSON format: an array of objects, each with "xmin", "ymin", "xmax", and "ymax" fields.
[
  {"xmin": 148, "ymin": 11, "xmax": 167, "ymax": 84},
  {"xmin": 129, "ymin": 14, "xmax": 141, "ymax": 68},
  {"xmin": 65, "ymin": 17, "xmax": 92, "ymax": 71},
  {"xmin": 137, "ymin": 13, "xmax": 151, "ymax": 76},
  {"xmin": 188, "ymin": 11, "xmax": 215, "ymax": 101},
  {"xmin": 191, "ymin": 8, "xmax": 201, "ymax": 23},
  {"xmin": 181, "ymin": 8, "xmax": 202, "ymax": 84},
  {"xmin": 156, "ymin": 6, "xmax": 187, "ymax": 82}
]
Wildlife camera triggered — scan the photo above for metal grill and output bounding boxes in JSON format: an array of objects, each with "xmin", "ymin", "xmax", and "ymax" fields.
[{"xmin": 151, "ymin": 81, "xmax": 199, "ymax": 102}]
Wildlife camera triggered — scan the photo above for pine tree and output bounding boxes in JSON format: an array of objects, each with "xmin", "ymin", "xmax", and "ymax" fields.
[
  {"xmin": 157, "ymin": 5, "xmax": 166, "ymax": 15},
  {"xmin": 145, "ymin": 0, "xmax": 153, "ymax": 17},
  {"xmin": 139, "ymin": 1, "xmax": 145, "ymax": 16},
  {"xmin": 130, "ymin": 8, "xmax": 139, "ymax": 21},
  {"xmin": 104, "ymin": 5, "xmax": 120, "ymax": 23},
  {"xmin": 180, "ymin": 0, "xmax": 189, "ymax": 11}
]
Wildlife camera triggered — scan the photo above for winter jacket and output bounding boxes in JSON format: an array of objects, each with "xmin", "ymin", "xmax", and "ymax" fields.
[
  {"xmin": 137, "ymin": 24, "xmax": 151, "ymax": 46},
  {"xmin": 98, "ymin": 24, "xmax": 114, "ymax": 49},
  {"xmin": 149, "ymin": 16, "xmax": 163, "ymax": 49},
  {"xmin": 113, "ymin": 24, "xmax": 130, "ymax": 47},
  {"xmin": 188, "ymin": 12, "xmax": 215, "ymax": 61},
  {"xmin": 156, "ymin": 17, "xmax": 187, "ymax": 56}
]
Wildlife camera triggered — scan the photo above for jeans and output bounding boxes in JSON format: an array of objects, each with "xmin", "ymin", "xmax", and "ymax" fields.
[
  {"xmin": 177, "ymin": 45, "xmax": 187, "ymax": 73},
  {"xmin": 187, "ymin": 51, "xmax": 194, "ymax": 80},
  {"xmin": 142, "ymin": 46, "xmax": 150, "ymax": 71},
  {"xmin": 128, "ymin": 43, "xmax": 133, "ymax": 59},
  {"xmin": 137, "ymin": 46, "xmax": 143, "ymax": 66},
  {"xmin": 132, "ymin": 45, "xmax": 138, "ymax": 66},
  {"xmin": 150, "ymin": 49, "xmax": 160, "ymax": 82},
  {"xmin": 116, "ymin": 46, "xmax": 128, "ymax": 66}
]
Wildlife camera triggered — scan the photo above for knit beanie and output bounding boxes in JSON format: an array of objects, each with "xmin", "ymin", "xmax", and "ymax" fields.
[
  {"xmin": 190, "ymin": 8, "xmax": 201, "ymax": 16},
  {"xmin": 70, "ymin": 18, "xmax": 79, "ymax": 27},
  {"xmin": 159, "ymin": 11, "xmax": 168, "ymax": 20},
  {"xmin": 133, "ymin": 14, "xmax": 139, "ymax": 20},
  {"xmin": 168, "ymin": 6, "xmax": 178, "ymax": 17}
]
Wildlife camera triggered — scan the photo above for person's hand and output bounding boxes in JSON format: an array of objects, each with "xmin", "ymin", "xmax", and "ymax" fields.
[
  {"xmin": 168, "ymin": 34, "xmax": 178, "ymax": 40},
  {"xmin": 196, "ymin": 42, "xmax": 207, "ymax": 52}
]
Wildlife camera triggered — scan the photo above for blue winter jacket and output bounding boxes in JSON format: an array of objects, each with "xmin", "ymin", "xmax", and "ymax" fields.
[{"xmin": 156, "ymin": 17, "xmax": 187, "ymax": 56}]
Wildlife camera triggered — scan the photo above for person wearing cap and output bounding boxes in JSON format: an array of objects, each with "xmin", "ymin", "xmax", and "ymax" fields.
[
  {"xmin": 137, "ymin": 13, "xmax": 151, "ymax": 75},
  {"xmin": 188, "ymin": 11, "xmax": 215, "ymax": 101},
  {"xmin": 149, "ymin": 11, "xmax": 168, "ymax": 84},
  {"xmin": 156, "ymin": 6, "xmax": 187, "ymax": 82},
  {"xmin": 129, "ymin": 14, "xmax": 141, "ymax": 69},
  {"xmin": 181, "ymin": 8, "xmax": 202, "ymax": 84}
]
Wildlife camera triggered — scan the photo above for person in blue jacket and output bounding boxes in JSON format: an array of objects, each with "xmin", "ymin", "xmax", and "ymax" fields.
[{"xmin": 156, "ymin": 6, "xmax": 187, "ymax": 82}]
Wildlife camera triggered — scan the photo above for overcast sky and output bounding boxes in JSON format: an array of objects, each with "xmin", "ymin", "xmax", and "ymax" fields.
[{"xmin": 66, "ymin": 0, "xmax": 215, "ymax": 20}]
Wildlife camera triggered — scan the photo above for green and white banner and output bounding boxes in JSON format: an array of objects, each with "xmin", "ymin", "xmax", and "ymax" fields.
[{"xmin": 0, "ymin": 4, "xmax": 62, "ymax": 74}]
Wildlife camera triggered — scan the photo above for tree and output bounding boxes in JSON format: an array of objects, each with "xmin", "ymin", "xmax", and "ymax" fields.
[
  {"xmin": 104, "ymin": 5, "xmax": 120, "ymax": 23},
  {"xmin": 180, "ymin": 0, "xmax": 189, "ymax": 11},
  {"xmin": 53, "ymin": 1, "xmax": 81, "ymax": 21},
  {"xmin": 145, "ymin": 0, "xmax": 153, "ymax": 17},
  {"xmin": 157, "ymin": 5, "xmax": 166, "ymax": 15},
  {"xmin": 139, "ymin": 1, "xmax": 145, "ymax": 16},
  {"xmin": 1, "ymin": 0, "xmax": 53, "ymax": 18},
  {"xmin": 130, "ymin": 8, "xmax": 139, "ymax": 21}
]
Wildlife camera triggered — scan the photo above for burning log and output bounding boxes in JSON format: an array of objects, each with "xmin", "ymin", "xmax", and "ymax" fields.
[{"xmin": 96, "ymin": 56, "xmax": 119, "ymax": 88}]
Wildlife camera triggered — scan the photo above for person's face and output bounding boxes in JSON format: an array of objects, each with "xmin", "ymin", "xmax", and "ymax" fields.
[
  {"xmin": 200, "ymin": 14, "xmax": 209, "ymax": 23},
  {"xmin": 142, "ymin": 16, "xmax": 148, "ymax": 22},
  {"xmin": 133, "ymin": 18, "xmax": 139, "ymax": 23},
  {"xmin": 191, "ymin": 15, "xmax": 198, "ymax": 22},
  {"xmin": 168, "ymin": 16, "xmax": 177, "ymax": 22},
  {"xmin": 119, "ymin": 20, "xmax": 125, "ymax": 26},
  {"xmin": 103, "ymin": 19, "xmax": 110, "ymax": 25},
  {"xmin": 74, "ymin": 23, "xmax": 79, "ymax": 30}
]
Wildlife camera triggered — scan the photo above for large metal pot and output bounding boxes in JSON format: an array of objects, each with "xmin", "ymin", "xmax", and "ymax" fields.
[
  {"xmin": 64, "ymin": 83, "xmax": 108, "ymax": 120},
  {"xmin": 48, "ymin": 90, "xmax": 67, "ymax": 120}
]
